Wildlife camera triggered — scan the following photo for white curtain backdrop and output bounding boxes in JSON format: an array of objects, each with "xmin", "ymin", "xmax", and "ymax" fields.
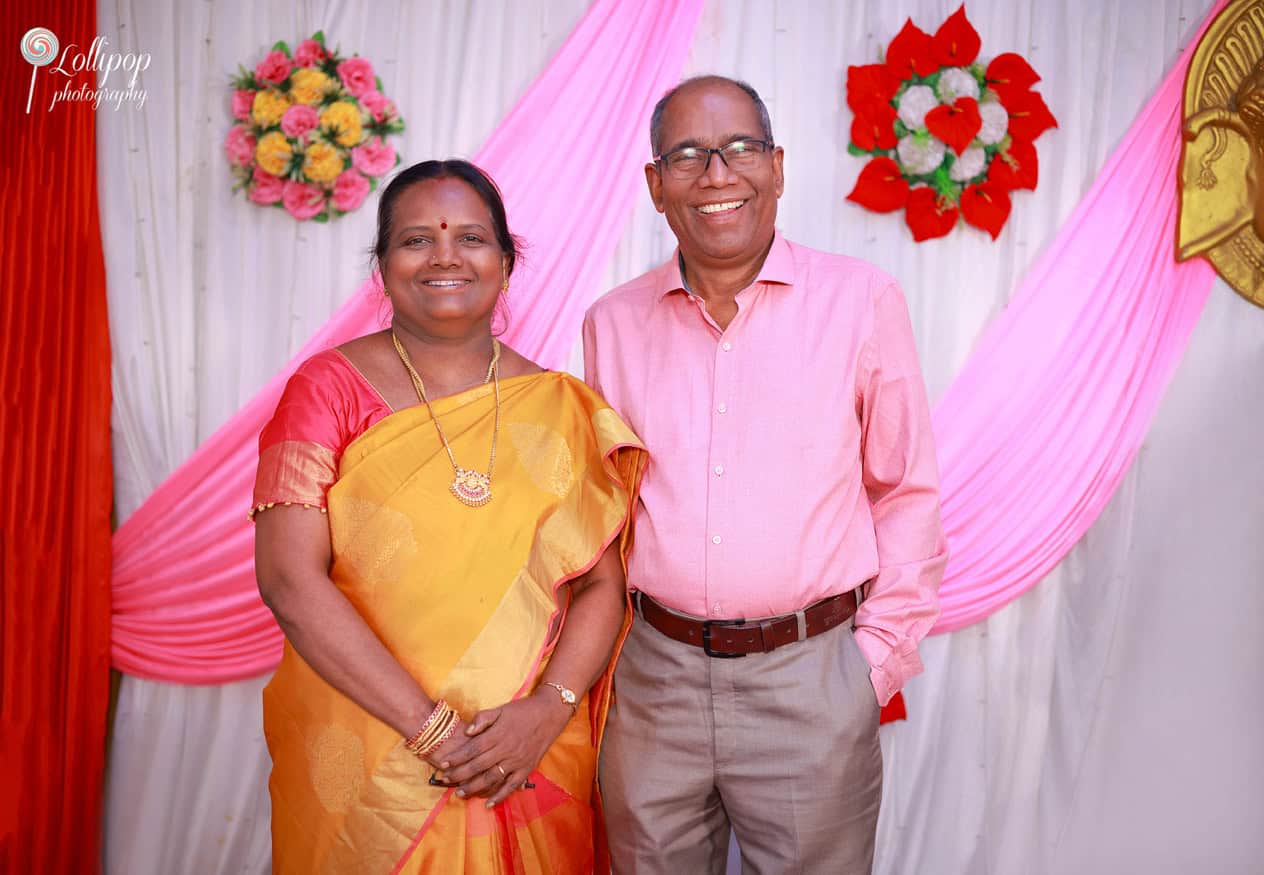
[{"xmin": 101, "ymin": 1, "xmax": 1263, "ymax": 873}]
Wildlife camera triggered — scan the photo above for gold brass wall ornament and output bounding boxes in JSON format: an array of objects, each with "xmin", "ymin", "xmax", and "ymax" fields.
[{"xmin": 1178, "ymin": 0, "xmax": 1264, "ymax": 309}]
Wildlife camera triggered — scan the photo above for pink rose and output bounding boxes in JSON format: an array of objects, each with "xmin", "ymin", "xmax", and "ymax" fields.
[
  {"xmin": 332, "ymin": 169, "xmax": 371, "ymax": 212},
  {"xmin": 282, "ymin": 180, "xmax": 326, "ymax": 220},
  {"xmin": 360, "ymin": 89, "xmax": 396, "ymax": 123},
  {"xmin": 294, "ymin": 39, "xmax": 326, "ymax": 67},
  {"xmin": 351, "ymin": 136, "xmax": 396, "ymax": 177},
  {"xmin": 336, "ymin": 57, "xmax": 376, "ymax": 97},
  {"xmin": 280, "ymin": 104, "xmax": 319, "ymax": 139},
  {"xmin": 231, "ymin": 89, "xmax": 256, "ymax": 121},
  {"xmin": 223, "ymin": 125, "xmax": 256, "ymax": 166},
  {"xmin": 250, "ymin": 168, "xmax": 285, "ymax": 204},
  {"xmin": 254, "ymin": 50, "xmax": 292, "ymax": 86}
]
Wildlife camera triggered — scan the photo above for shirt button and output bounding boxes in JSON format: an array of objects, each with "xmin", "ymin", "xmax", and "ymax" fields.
[
  {"xmin": 717, "ymin": 403, "xmax": 727, "ymax": 414},
  {"xmin": 721, "ymin": 341, "xmax": 732, "ymax": 351},
  {"xmin": 714, "ymin": 464, "xmax": 724, "ymax": 476},
  {"xmin": 712, "ymin": 603, "xmax": 723, "ymax": 616},
  {"xmin": 711, "ymin": 535, "xmax": 722, "ymax": 545}
]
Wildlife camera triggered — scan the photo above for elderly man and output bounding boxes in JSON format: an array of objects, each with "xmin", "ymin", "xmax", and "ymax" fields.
[{"xmin": 583, "ymin": 75, "xmax": 948, "ymax": 874}]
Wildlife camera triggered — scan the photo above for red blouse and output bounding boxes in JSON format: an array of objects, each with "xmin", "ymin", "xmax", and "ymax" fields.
[{"xmin": 250, "ymin": 349, "xmax": 393, "ymax": 518}]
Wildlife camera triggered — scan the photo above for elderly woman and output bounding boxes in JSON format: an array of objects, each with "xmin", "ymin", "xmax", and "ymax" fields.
[{"xmin": 251, "ymin": 159, "xmax": 645, "ymax": 873}]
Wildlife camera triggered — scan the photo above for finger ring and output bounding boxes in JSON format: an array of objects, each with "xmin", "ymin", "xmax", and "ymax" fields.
[{"xmin": 496, "ymin": 764, "xmax": 507, "ymax": 778}]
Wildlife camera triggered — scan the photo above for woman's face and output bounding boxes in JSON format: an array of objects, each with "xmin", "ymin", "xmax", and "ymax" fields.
[{"xmin": 383, "ymin": 177, "xmax": 507, "ymax": 340}]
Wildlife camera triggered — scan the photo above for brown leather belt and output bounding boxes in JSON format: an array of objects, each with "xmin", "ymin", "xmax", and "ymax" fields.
[{"xmin": 635, "ymin": 589, "xmax": 860, "ymax": 658}]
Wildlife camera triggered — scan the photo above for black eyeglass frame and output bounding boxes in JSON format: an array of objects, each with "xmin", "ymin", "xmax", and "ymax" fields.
[{"xmin": 653, "ymin": 138, "xmax": 775, "ymax": 178}]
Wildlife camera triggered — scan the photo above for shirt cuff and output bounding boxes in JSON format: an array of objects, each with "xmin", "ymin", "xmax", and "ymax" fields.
[{"xmin": 852, "ymin": 626, "xmax": 924, "ymax": 707}]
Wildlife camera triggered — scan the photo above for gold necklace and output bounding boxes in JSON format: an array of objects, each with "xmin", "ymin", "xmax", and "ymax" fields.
[{"xmin": 391, "ymin": 332, "xmax": 502, "ymax": 508}]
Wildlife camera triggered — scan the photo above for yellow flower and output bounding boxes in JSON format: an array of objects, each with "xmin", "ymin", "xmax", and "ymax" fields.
[
  {"xmin": 302, "ymin": 141, "xmax": 344, "ymax": 184},
  {"xmin": 320, "ymin": 101, "xmax": 364, "ymax": 147},
  {"xmin": 289, "ymin": 68, "xmax": 332, "ymax": 105},
  {"xmin": 251, "ymin": 89, "xmax": 292, "ymax": 128},
  {"xmin": 255, "ymin": 131, "xmax": 293, "ymax": 176}
]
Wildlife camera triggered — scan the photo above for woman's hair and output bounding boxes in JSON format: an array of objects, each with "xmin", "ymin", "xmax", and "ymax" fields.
[{"xmin": 371, "ymin": 159, "xmax": 523, "ymax": 276}]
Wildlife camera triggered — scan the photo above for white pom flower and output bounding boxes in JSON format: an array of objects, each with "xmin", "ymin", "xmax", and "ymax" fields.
[
  {"xmin": 977, "ymin": 99, "xmax": 1009, "ymax": 145},
  {"xmin": 897, "ymin": 85, "xmax": 938, "ymax": 131},
  {"xmin": 897, "ymin": 134, "xmax": 947, "ymax": 176},
  {"xmin": 937, "ymin": 67, "xmax": 981, "ymax": 103},
  {"xmin": 949, "ymin": 145, "xmax": 988, "ymax": 181}
]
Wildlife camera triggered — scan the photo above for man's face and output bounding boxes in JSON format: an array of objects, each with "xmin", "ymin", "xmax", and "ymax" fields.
[{"xmin": 646, "ymin": 80, "xmax": 784, "ymax": 267}]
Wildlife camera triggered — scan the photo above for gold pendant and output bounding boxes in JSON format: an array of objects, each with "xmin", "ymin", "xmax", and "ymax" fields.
[{"xmin": 450, "ymin": 467, "xmax": 492, "ymax": 507}]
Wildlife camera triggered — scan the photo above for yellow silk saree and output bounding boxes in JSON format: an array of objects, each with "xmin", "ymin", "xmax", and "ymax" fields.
[{"xmin": 263, "ymin": 371, "xmax": 645, "ymax": 874}]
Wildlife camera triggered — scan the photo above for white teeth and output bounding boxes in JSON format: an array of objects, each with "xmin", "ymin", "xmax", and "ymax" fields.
[
  {"xmin": 697, "ymin": 200, "xmax": 745, "ymax": 214},
  {"xmin": 424, "ymin": 280, "xmax": 466, "ymax": 287}
]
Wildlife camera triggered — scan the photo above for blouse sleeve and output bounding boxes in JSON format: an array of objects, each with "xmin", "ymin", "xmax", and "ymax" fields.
[{"xmin": 249, "ymin": 356, "xmax": 348, "ymax": 520}]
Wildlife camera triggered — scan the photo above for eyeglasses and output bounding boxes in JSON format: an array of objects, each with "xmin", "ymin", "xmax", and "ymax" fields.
[{"xmin": 654, "ymin": 138, "xmax": 773, "ymax": 180}]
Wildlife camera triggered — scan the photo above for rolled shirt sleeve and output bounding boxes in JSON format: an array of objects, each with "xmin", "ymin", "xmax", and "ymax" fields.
[{"xmin": 852, "ymin": 282, "xmax": 948, "ymax": 705}]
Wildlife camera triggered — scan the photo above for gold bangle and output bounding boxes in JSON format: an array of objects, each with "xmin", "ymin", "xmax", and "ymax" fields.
[
  {"xmin": 418, "ymin": 710, "xmax": 456, "ymax": 751},
  {"xmin": 405, "ymin": 700, "xmax": 449, "ymax": 750},
  {"xmin": 408, "ymin": 708, "xmax": 458, "ymax": 760},
  {"xmin": 405, "ymin": 702, "xmax": 457, "ymax": 758},
  {"xmin": 422, "ymin": 712, "xmax": 460, "ymax": 757}
]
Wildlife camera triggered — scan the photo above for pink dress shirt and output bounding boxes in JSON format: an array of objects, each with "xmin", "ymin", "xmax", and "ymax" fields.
[{"xmin": 582, "ymin": 232, "xmax": 947, "ymax": 705}]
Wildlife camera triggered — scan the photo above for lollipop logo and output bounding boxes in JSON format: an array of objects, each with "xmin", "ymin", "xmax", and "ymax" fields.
[
  {"xmin": 19, "ymin": 28, "xmax": 151, "ymax": 114},
  {"xmin": 21, "ymin": 27, "xmax": 59, "ymax": 114}
]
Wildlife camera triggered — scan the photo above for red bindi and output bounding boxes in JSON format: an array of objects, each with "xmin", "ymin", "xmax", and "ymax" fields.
[{"xmin": 439, "ymin": 217, "xmax": 448, "ymax": 230}]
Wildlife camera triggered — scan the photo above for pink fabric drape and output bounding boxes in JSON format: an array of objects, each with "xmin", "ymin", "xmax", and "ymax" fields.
[
  {"xmin": 928, "ymin": 2, "xmax": 1223, "ymax": 633},
  {"xmin": 110, "ymin": 0, "xmax": 706, "ymax": 683}
]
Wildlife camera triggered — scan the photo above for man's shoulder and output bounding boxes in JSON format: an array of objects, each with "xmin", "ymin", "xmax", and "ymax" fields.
[
  {"xmin": 784, "ymin": 237, "xmax": 900, "ymax": 292},
  {"xmin": 585, "ymin": 264, "xmax": 664, "ymax": 325}
]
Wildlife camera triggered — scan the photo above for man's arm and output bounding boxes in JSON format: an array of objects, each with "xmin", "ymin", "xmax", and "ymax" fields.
[
  {"xmin": 852, "ymin": 282, "xmax": 949, "ymax": 706},
  {"xmin": 581, "ymin": 308, "xmax": 603, "ymax": 395}
]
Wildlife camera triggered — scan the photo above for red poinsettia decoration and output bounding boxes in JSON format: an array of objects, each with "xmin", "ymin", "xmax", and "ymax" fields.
[{"xmin": 844, "ymin": 4, "xmax": 1056, "ymax": 242}]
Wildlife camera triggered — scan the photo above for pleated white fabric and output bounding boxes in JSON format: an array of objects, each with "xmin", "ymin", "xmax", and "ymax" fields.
[{"xmin": 101, "ymin": 1, "xmax": 1263, "ymax": 873}]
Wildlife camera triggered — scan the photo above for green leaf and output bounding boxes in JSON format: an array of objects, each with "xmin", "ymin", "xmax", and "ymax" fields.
[
  {"xmin": 846, "ymin": 142, "xmax": 872, "ymax": 157},
  {"xmin": 893, "ymin": 119, "xmax": 909, "ymax": 138},
  {"xmin": 375, "ymin": 75, "xmax": 384, "ymax": 92},
  {"xmin": 272, "ymin": 40, "xmax": 292, "ymax": 56},
  {"xmin": 312, "ymin": 212, "xmax": 330, "ymax": 223},
  {"xmin": 369, "ymin": 176, "xmax": 378, "ymax": 191},
  {"xmin": 312, "ymin": 31, "xmax": 326, "ymax": 45}
]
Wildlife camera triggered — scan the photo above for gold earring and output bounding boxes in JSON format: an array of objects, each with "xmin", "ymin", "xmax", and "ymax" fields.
[{"xmin": 383, "ymin": 286, "xmax": 391, "ymax": 298}]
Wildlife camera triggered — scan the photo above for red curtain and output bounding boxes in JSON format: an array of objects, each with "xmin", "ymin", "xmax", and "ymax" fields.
[{"xmin": 0, "ymin": 1, "xmax": 113, "ymax": 871}]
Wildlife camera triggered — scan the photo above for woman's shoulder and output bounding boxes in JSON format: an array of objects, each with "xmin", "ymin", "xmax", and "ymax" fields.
[
  {"xmin": 265, "ymin": 340, "xmax": 393, "ymax": 452},
  {"xmin": 291, "ymin": 345, "xmax": 360, "ymax": 384},
  {"xmin": 521, "ymin": 372, "xmax": 643, "ymax": 449}
]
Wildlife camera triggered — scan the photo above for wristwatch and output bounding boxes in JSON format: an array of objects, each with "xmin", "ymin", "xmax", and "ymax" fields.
[{"xmin": 541, "ymin": 682, "xmax": 578, "ymax": 712}]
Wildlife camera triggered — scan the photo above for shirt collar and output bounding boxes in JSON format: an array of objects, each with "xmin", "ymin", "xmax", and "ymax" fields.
[{"xmin": 655, "ymin": 230, "xmax": 795, "ymax": 299}]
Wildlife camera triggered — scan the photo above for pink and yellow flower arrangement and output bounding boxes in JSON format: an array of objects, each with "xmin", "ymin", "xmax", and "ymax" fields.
[{"xmin": 224, "ymin": 32, "xmax": 404, "ymax": 221}]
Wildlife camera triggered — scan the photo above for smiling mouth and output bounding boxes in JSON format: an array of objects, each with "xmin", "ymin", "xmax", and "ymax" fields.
[
  {"xmin": 422, "ymin": 279, "xmax": 470, "ymax": 287},
  {"xmin": 695, "ymin": 199, "xmax": 747, "ymax": 215}
]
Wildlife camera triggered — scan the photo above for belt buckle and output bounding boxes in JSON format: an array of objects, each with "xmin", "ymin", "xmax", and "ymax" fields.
[{"xmin": 701, "ymin": 618, "xmax": 747, "ymax": 658}]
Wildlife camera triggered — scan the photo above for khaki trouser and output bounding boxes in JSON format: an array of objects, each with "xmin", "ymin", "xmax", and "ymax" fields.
[{"xmin": 600, "ymin": 605, "xmax": 882, "ymax": 875}]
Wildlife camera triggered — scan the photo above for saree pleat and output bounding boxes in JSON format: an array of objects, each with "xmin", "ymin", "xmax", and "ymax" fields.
[{"xmin": 264, "ymin": 372, "xmax": 645, "ymax": 874}]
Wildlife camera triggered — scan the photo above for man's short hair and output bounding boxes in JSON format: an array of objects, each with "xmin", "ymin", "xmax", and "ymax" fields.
[{"xmin": 649, "ymin": 75, "xmax": 774, "ymax": 157}]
